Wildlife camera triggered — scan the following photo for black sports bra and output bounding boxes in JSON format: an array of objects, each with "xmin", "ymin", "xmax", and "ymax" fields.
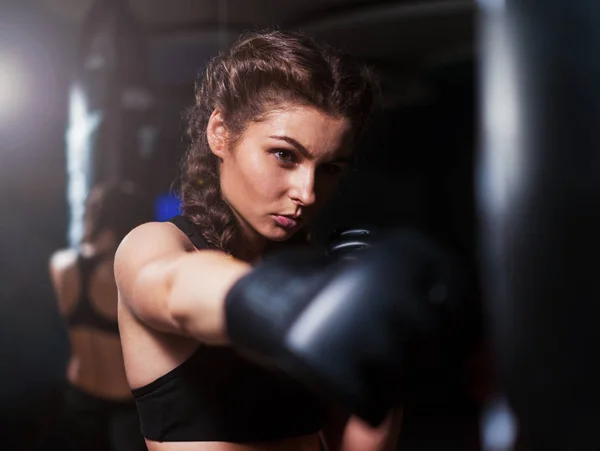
[
  {"xmin": 66, "ymin": 254, "xmax": 119, "ymax": 335},
  {"xmin": 131, "ymin": 215, "xmax": 326, "ymax": 442}
]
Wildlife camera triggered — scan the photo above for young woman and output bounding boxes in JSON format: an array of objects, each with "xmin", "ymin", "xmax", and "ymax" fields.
[
  {"xmin": 116, "ymin": 31, "xmax": 402, "ymax": 451},
  {"xmin": 50, "ymin": 183, "xmax": 151, "ymax": 451}
]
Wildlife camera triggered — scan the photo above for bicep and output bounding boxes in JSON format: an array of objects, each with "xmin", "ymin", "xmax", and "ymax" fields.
[
  {"xmin": 114, "ymin": 222, "xmax": 191, "ymax": 334},
  {"xmin": 48, "ymin": 263, "xmax": 66, "ymax": 315}
]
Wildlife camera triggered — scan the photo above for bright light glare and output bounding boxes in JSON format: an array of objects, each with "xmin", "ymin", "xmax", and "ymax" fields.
[
  {"xmin": 480, "ymin": 17, "xmax": 523, "ymax": 226},
  {"xmin": 477, "ymin": 0, "xmax": 506, "ymax": 13},
  {"xmin": 480, "ymin": 396, "xmax": 518, "ymax": 450},
  {"xmin": 66, "ymin": 85, "xmax": 102, "ymax": 247}
]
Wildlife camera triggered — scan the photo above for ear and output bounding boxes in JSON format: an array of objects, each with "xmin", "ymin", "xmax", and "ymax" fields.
[{"xmin": 206, "ymin": 109, "xmax": 229, "ymax": 158}]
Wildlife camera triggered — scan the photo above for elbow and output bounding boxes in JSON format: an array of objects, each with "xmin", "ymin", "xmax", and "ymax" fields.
[
  {"xmin": 166, "ymin": 294, "xmax": 193, "ymax": 336},
  {"xmin": 123, "ymin": 261, "xmax": 184, "ymax": 336},
  {"xmin": 163, "ymin": 268, "xmax": 195, "ymax": 336}
]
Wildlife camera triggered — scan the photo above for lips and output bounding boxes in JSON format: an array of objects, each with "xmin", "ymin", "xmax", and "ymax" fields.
[{"xmin": 273, "ymin": 214, "xmax": 300, "ymax": 229}]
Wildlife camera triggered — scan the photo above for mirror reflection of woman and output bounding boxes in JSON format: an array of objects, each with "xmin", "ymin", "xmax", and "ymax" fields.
[{"xmin": 50, "ymin": 183, "xmax": 151, "ymax": 451}]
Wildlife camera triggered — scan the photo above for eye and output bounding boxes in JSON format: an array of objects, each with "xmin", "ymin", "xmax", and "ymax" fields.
[{"xmin": 273, "ymin": 149, "xmax": 297, "ymax": 164}]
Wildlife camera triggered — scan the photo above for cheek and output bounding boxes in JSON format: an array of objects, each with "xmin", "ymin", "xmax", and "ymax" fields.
[{"xmin": 236, "ymin": 152, "xmax": 288, "ymax": 203}]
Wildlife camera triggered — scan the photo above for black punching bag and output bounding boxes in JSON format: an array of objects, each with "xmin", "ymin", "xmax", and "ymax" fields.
[
  {"xmin": 66, "ymin": 0, "xmax": 154, "ymax": 246},
  {"xmin": 479, "ymin": 1, "xmax": 600, "ymax": 449}
]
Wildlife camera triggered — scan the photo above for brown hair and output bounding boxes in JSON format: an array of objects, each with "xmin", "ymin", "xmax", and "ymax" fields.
[
  {"xmin": 83, "ymin": 182, "xmax": 152, "ymax": 244},
  {"xmin": 181, "ymin": 30, "xmax": 377, "ymax": 254}
]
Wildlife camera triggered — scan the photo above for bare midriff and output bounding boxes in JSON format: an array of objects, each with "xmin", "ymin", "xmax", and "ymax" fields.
[{"xmin": 67, "ymin": 329, "xmax": 132, "ymax": 400}]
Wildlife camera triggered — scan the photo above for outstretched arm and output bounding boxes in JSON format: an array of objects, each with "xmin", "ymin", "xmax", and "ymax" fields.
[{"xmin": 115, "ymin": 222, "xmax": 250, "ymax": 344}]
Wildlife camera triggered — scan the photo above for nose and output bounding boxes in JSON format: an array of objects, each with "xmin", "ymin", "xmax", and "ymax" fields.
[{"xmin": 288, "ymin": 167, "xmax": 316, "ymax": 206}]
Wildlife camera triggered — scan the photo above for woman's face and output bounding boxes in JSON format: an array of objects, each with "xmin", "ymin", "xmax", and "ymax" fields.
[{"xmin": 209, "ymin": 104, "xmax": 353, "ymax": 242}]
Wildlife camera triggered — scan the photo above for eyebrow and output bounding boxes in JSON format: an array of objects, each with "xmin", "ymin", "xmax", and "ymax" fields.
[
  {"xmin": 269, "ymin": 135, "xmax": 312, "ymax": 159},
  {"xmin": 269, "ymin": 135, "xmax": 352, "ymax": 164}
]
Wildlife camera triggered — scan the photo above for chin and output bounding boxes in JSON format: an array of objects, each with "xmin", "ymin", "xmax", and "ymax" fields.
[{"xmin": 262, "ymin": 225, "xmax": 297, "ymax": 242}]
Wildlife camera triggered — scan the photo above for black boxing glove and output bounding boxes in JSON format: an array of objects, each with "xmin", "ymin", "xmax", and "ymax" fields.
[
  {"xmin": 225, "ymin": 230, "xmax": 467, "ymax": 426},
  {"xmin": 326, "ymin": 227, "xmax": 378, "ymax": 260},
  {"xmin": 224, "ymin": 250, "xmax": 337, "ymax": 368}
]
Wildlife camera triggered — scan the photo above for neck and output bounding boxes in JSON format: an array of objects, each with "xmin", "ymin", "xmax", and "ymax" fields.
[
  {"xmin": 221, "ymin": 191, "xmax": 266, "ymax": 263},
  {"xmin": 230, "ymin": 213, "xmax": 266, "ymax": 264}
]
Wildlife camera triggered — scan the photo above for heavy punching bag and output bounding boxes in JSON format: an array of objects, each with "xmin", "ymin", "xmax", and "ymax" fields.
[
  {"xmin": 478, "ymin": 1, "xmax": 600, "ymax": 448},
  {"xmin": 66, "ymin": 0, "xmax": 155, "ymax": 246}
]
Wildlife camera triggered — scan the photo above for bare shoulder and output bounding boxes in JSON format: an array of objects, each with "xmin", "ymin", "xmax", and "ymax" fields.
[
  {"xmin": 49, "ymin": 248, "xmax": 80, "ymax": 309},
  {"xmin": 49, "ymin": 248, "xmax": 78, "ymax": 272},
  {"xmin": 116, "ymin": 221, "xmax": 194, "ymax": 265},
  {"xmin": 114, "ymin": 221, "xmax": 194, "ymax": 299},
  {"xmin": 49, "ymin": 248, "xmax": 79, "ymax": 288}
]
